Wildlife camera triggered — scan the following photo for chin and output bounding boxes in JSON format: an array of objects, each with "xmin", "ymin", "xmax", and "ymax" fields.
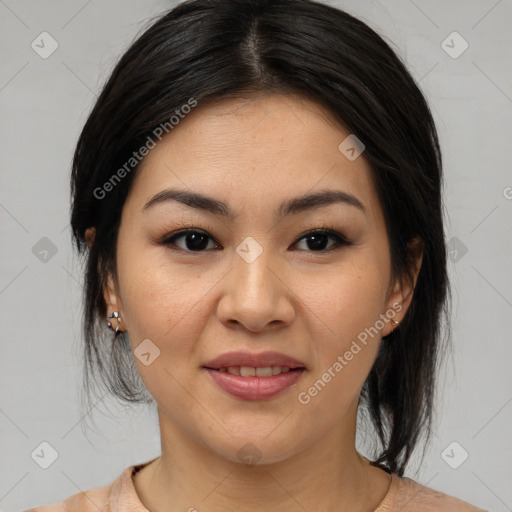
[{"xmin": 199, "ymin": 429, "xmax": 310, "ymax": 468}]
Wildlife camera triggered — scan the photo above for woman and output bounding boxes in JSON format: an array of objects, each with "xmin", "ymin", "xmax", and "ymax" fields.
[{"xmin": 25, "ymin": 0, "xmax": 487, "ymax": 510}]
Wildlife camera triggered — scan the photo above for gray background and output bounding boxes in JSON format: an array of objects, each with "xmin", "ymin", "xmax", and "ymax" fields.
[{"xmin": 1, "ymin": 0, "xmax": 511, "ymax": 510}]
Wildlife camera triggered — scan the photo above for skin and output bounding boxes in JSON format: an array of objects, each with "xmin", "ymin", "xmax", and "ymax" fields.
[{"xmin": 88, "ymin": 93, "xmax": 422, "ymax": 511}]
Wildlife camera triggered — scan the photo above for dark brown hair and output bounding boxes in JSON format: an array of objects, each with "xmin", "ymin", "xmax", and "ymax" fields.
[{"xmin": 70, "ymin": 0, "xmax": 450, "ymax": 477}]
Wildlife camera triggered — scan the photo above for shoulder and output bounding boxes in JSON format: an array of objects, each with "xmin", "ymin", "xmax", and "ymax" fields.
[
  {"xmin": 22, "ymin": 460, "xmax": 155, "ymax": 512},
  {"xmin": 394, "ymin": 474, "xmax": 488, "ymax": 511},
  {"xmin": 21, "ymin": 479, "xmax": 114, "ymax": 512}
]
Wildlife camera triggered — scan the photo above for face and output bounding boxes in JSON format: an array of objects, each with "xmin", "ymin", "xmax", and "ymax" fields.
[{"xmin": 101, "ymin": 93, "xmax": 418, "ymax": 464}]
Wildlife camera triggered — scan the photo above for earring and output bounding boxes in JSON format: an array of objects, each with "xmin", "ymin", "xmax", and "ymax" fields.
[
  {"xmin": 391, "ymin": 319, "xmax": 399, "ymax": 331},
  {"xmin": 106, "ymin": 311, "xmax": 123, "ymax": 333}
]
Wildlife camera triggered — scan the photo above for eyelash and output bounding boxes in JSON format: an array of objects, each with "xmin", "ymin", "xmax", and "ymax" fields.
[{"xmin": 159, "ymin": 224, "xmax": 354, "ymax": 254}]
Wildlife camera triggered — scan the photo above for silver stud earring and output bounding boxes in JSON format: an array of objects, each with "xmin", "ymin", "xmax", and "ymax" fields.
[{"xmin": 106, "ymin": 311, "xmax": 122, "ymax": 333}]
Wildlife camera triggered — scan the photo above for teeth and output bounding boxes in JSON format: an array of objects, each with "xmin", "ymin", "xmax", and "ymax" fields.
[
  {"xmin": 256, "ymin": 367, "xmax": 272, "ymax": 377},
  {"xmin": 240, "ymin": 366, "xmax": 256, "ymax": 377},
  {"xmin": 218, "ymin": 366, "xmax": 295, "ymax": 377}
]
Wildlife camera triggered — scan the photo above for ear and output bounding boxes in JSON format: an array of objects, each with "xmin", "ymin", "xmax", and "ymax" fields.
[
  {"xmin": 102, "ymin": 268, "xmax": 126, "ymax": 333},
  {"xmin": 381, "ymin": 236, "xmax": 423, "ymax": 337},
  {"xmin": 85, "ymin": 227, "xmax": 126, "ymax": 332},
  {"xmin": 103, "ymin": 271, "xmax": 123, "ymax": 313}
]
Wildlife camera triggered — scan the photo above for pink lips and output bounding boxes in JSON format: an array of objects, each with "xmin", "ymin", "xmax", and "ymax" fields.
[
  {"xmin": 202, "ymin": 350, "xmax": 307, "ymax": 400},
  {"xmin": 203, "ymin": 368, "xmax": 305, "ymax": 400}
]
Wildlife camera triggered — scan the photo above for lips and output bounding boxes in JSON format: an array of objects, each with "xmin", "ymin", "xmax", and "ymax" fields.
[
  {"xmin": 202, "ymin": 351, "xmax": 307, "ymax": 400},
  {"xmin": 202, "ymin": 350, "xmax": 306, "ymax": 370}
]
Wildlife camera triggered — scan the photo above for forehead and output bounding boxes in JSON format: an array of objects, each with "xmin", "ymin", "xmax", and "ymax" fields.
[{"xmin": 125, "ymin": 93, "xmax": 380, "ymax": 222}]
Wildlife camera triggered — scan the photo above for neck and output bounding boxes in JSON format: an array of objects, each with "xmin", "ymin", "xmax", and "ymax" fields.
[{"xmin": 133, "ymin": 404, "xmax": 391, "ymax": 512}]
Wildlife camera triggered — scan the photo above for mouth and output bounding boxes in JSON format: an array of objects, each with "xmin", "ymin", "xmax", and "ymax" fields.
[
  {"xmin": 203, "ymin": 365, "xmax": 304, "ymax": 377},
  {"xmin": 201, "ymin": 351, "xmax": 307, "ymax": 400}
]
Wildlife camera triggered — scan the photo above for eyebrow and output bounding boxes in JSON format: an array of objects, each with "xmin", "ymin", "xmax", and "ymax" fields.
[{"xmin": 142, "ymin": 187, "xmax": 366, "ymax": 218}]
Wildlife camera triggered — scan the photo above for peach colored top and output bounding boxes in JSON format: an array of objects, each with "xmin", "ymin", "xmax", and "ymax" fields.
[{"xmin": 23, "ymin": 459, "xmax": 488, "ymax": 512}]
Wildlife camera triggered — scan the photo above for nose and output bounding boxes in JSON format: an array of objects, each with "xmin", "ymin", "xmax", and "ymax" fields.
[{"xmin": 216, "ymin": 243, "xmax": 296, "ymax": 333}]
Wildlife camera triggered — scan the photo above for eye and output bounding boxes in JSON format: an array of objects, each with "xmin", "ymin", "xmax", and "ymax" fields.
[
  {"xmin": 160, "ymin": 226, "xmax": 353, "ymax": 253},
  {"xmin": 293, "ymin": 228, "xmax": 353, "ymax": 252},
  {"xmin": 161, "ymin": 229, "xmax": 219, "ymax": 252}
]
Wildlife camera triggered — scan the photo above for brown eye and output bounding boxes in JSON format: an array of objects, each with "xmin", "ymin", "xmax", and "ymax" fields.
[
  {"xmin": 160, "ymin": 227, "xmax": 353, "ymax": 254},
  {"xmin": 162, "ymin": 229, "xmax": 219, "ymax": 252},
  {"xmin": 293, "ymin": 229, "xmax": 353, "ymax": 252}
]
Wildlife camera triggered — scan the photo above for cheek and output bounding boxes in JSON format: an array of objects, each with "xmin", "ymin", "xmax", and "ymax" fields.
[
  {"xmin": 116, "ymin": 250, "xmax": 214, "ymax": 405},
  {"xmin": 295, "ymin": 252, "xmax": 389, "ymax": 405},
  {"xmin": 117, "ymin": 241, "xmax": 209, "ymax": 335},
  {"xmin": 306, "ymin": 253, "xmax": 388, "ymax": 343}
]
